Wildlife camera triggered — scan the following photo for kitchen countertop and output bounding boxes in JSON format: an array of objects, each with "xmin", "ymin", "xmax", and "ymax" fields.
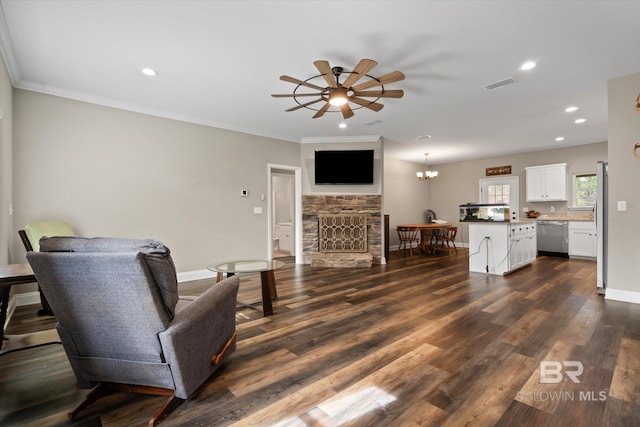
[
  {"xmin": 465, "ymin": 220, "xmax": 537, "ymax": 225},
  {"xmin": 535, "ymin": 214, "xmax": 594, "ymax": 221}
]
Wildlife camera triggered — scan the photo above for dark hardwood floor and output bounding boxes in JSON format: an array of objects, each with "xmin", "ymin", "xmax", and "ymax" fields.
[{"xmin": 2, "ymin": 250, "xmax": 640, "ymax": 426}]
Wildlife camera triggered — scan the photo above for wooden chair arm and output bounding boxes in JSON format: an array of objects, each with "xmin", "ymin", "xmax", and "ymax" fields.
[{"xmin": 212, "ymin": 332, "xmax": 237, "ymax": 365}]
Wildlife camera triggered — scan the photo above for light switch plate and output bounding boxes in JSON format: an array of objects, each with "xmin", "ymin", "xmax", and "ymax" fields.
[
  {"xmin": 617, "ymin": 201, "xmax": 627, "ymax": 211},
  {"xmin": 253, "ymin": 207, "xmax": 263, "ymax": 214}
]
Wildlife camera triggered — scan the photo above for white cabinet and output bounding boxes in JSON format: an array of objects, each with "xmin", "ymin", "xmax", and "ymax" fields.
[
  {"xmin": 509, "ymin": 222, "xmax": 537, "ymax": 272},
  {"xmin": 468, "ymin": 222, "xmax": 536, "ymax": 275},
  {"xmin": 275, "ymin": 223, "xmax": 293, "ymax": 253},
  {"xmin": 525, "ymin": 163, "xmax": 568, "ymax": 202},
  {"xmin": 568, "ymin": 221, "xmax": 596, "ymax": 258}
]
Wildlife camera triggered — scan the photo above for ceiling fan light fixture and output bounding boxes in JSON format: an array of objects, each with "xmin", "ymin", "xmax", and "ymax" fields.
[{"xmin": 328, "ymin": 91, "xmax": 348, "ymax": 106}]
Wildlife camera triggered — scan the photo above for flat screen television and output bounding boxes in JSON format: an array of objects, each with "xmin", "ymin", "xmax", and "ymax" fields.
[{"xmin": 314, "ymin": 149, "xmax": 374, "ymax": 185}]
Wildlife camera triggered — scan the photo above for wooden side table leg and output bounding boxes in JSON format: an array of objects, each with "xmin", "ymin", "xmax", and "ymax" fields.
[
  {"xmin": 259, "ymin": 271, "xmax": 274, "ymax": 316},
  {"xmin": 0, "ymin": 286, "xmax": 11, "ymax": 347}
]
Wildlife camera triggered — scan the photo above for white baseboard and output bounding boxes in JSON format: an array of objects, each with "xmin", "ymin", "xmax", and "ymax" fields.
[
  {"xmin": 10, "ymin": 270, "xmax": 216, "ymax": 310},
  {"xmin": 605, "ymin": 288, "xmax": 640, "ymax": 305},
  {"xmin": 16, "ymin": 291, "xmax": 41, "ymax": 307},
  {"xmin": 177, "ymin": 269, "xmax": 217, "ymax": 283}
]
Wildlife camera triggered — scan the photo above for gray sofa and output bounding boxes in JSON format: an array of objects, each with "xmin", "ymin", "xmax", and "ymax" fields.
[{"xmin": 27, "ymin": 236, "xmax": 239, "ymax": 425}]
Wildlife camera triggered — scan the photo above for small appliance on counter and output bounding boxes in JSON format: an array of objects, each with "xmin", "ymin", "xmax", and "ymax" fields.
[{"xmin": 459, "ymin": 203, "xmax": 510, "ymax": 222}]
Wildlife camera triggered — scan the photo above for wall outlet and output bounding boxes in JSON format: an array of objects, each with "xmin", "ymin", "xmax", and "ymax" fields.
[
  {"xmin": 550, "ymin": 205, "xmax": 555, "ymax": 213},
  {"xmin": 523, "ymin": 207, "xmax": 528, "ymax": 213},
  {"xmin": 240, "ymin": 189, "xmax": 249, "ymax": 197},
  {"xmin": 253, "ymin": 207, "xmax": 263, "ymax": 214}
]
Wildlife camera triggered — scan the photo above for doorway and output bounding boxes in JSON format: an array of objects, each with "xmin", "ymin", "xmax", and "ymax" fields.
[
  {"xmin": 268, "ymin": 164, "xmax": 302, "ymax": 263},
  {"xmin": 479, "ymin": 176, "xmax": 519, "ymax": 221}
]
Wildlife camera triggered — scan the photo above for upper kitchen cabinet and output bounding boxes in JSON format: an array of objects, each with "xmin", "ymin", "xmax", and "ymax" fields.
[{"xmin": 525, "ymin": 163, "xmax": 568, "ymax": 202}]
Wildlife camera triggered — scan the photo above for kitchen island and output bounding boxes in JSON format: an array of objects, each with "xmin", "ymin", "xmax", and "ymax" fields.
[{"xmin": 468, "ymin": 220, "xmax": 537, "ymax": 275}]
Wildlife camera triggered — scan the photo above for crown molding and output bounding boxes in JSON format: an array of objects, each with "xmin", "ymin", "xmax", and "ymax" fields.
[
  {"xmin": 300, "ymin": 135, "xmax": 382, "ymax": 144},
  {"xmin": 0, "ymin": 4, "xmax": 21, "ymax": 84}
]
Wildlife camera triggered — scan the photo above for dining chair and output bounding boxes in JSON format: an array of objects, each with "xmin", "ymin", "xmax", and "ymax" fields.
[
  {"xmin": 434, "ymin": 226, "xmax": 458, "ymax": 255},
  {"xmin": 397, "ymin": 226, "xmax": 420, "ymax": 256}
]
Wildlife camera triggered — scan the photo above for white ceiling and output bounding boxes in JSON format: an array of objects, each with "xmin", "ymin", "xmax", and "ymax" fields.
[{"xmin": 1, "ymin": 0, "xmax": 639, "ymax": 166}]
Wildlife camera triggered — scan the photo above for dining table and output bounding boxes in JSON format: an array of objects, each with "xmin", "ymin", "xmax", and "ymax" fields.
[{"xmin": 396, "ymin": 222, "xmax": 450, "ymax": 254}]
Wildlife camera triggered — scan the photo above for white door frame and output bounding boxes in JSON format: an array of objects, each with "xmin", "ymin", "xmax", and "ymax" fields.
[
  {"xmin": 268, "ymin": 163, "xmax": 303, "ymax": 264},
  {"xmin": 479, "ymin": 176, "xmax": 520, "ymax": 221}
]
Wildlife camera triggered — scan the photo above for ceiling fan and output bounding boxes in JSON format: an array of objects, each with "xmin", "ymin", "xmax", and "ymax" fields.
[{"xmin": 271, "ymin": 59, "xmax": 405, "ymax": 119}]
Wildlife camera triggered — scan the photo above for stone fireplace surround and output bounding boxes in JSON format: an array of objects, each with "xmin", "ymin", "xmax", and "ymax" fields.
[{"xmin": 302, "ymin": 195, "xmax": 382, "ymax": 267}]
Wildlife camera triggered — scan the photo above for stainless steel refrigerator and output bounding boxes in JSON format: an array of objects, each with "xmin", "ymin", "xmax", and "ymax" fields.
[{"xmin": 596, "ymin": 160, "xmax": 607, "ymax": 294}]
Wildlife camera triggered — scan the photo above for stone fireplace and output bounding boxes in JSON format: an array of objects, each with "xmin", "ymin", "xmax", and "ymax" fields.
[{"xmin": 303, "ymin": 195, "xmax": 381, "ymax": 267}]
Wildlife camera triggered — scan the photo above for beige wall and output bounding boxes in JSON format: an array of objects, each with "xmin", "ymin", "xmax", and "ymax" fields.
[
  {"xmin": 0, "ymin": 52, "xmax": 12, "ymax": 264},
  {"xmin": 427, "ymin": 142, "xmax": 608, "ymax": 242},
  {"xmin": 383, "ymin": 157, "xmax": 431, "ymax": 247},
  {"xmin": 12, "ymin": 89, "xmax": 300, "ymax": 272},
  {"xmin": 607, "ymin": 72, "xmax": 640, "ymax": 297}
]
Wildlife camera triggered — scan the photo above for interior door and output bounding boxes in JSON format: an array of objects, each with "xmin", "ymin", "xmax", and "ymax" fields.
[{"xmin": 479, "ymin": 176, "xmax": 519, "ymax": 221}]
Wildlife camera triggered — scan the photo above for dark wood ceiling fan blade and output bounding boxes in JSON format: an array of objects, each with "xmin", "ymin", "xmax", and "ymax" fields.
[
  {"xmin": 286, "ymin": 98, "xmax": 325, "ymax": 112},
  {"xmin": 312, "ymin": 102, "xmax": 331, "ymax": 118},
  {"xmin": 340, "ymin": 103, "xmax": 354, "ymax": 119},
  {"xmin": 272, "ymin": 93, "xmax": 323, "ymax": 98},
  {"xmin": 353, "ymin": 89, "xmax": 404, "ymax": 98},
  {"xmin": 352, "ymin": 71, "xmax": 405, "ymax": 92},
  {"xmin": 349, "ymin": 96, "xmax": 384, "ymax": 112},
  {"xmin": 280, "ymin": 75, "xmax": 326, "ymax": 91},
  {"xmin": 314, "ymin": 60, "xmax": 338, "ymax": 88},
  {"xmin": 341, "ymin": 59, "xmax": 378, "ymax": 88}
]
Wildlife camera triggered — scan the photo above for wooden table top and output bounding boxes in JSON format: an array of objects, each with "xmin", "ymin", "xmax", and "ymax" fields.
[
  {"xmin": 0, "ymin": 263, "xmax": 36, "ymax": 287},
  {"xmin": 397, "ymin": 223, "xmax": 450, "ymax": 229}
]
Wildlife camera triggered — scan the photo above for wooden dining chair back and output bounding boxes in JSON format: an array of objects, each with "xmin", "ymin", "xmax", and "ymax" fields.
[
  {"xmin": 397, "ymin": 226, "xmax": 420, "ymax": 256},
  {"xmin": 434, "ymin": 226, "xmax": 458, "ymax": 255}
]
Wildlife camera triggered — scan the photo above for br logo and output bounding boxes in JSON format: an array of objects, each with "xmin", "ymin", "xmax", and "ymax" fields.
[{"xmin": 539, "ymin": 361, "xmax": 584, "ymax": 384}]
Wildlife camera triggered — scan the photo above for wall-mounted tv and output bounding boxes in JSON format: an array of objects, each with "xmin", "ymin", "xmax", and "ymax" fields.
[{"xmin": 314, "ymin": 149, "xmax": 374, "ymax": 185}]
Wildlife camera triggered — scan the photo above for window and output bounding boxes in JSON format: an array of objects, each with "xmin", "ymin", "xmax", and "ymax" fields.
[
  {"xmin": 479, "ymin": 177, "xmax": 519, "ymax": 220},
  {"xmin": 486, "ymin": 183, "xmax": 510, "ymax": 204},
  {"xmin": 573, "ymin": 173, "xmax": 597, "ymax": 208}
]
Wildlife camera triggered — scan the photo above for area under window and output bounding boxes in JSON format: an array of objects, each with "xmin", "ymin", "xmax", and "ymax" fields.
[{"xmin": 573, "ymin": 172, "xmax": 597, "ymax": 209}]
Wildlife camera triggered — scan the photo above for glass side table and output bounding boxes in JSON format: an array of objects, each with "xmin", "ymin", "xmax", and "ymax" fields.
[{"xmin": 207, "ymin": 260, "xmax": 285, "ymax": 316}]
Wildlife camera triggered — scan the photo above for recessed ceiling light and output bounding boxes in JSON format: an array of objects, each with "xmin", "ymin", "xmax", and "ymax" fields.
[
  {"xmin": 565, "ymin": 106, "xmax": 579, "ymax": 113},
  {"xmin": 555, "ymin": 136, "xmax": 565, "ymax": 142},
  {"xmin": 520, "ymin": 61, "xmax": 536, "ymax": 71},
  {"xmin": 574, "ymin": 118, "xmax": 587, "ymax": 124},
  {"xmin": 338, "ymin": 123, "xmax": 347, "ymax": 129},
  {"xmin": 141, "ymin": 68, "xmax": 157, "ymax": 77}
]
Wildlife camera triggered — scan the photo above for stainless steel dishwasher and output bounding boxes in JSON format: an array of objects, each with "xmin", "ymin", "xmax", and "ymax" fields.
[{"xmin": 536, "ymin": 220, "xmax": 569, "ymax": 257}]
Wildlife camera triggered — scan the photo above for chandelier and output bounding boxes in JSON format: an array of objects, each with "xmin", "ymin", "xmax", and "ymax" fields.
[{"xmin": 417, "ymin": 153, "xmax": 438, "ymax": 180}]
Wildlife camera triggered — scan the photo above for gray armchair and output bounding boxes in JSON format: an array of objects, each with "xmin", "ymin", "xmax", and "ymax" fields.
[{"xmin": 26, "ymin": 236, "xmax": 239, "ymax": 426}]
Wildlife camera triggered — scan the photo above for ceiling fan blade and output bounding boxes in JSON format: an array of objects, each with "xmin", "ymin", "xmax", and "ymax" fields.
[
  {"xmin": 349, "ymin": 96, "xmax": 384, "ymax": 112},
  {"xmin": 352, "ymin": 71, "xmax": 405, "ymax": 92},
  {"xmin": 341, "ymin": 59, "xmax": 378, "ymax": 88},
  {"xmin": 286, "ymin": 98, "xmax": 325, "ymax": 112},
  {"xmin": 313, "ymin": 102, "xmax": 332, "ymax": 118},
  {"xmin": 314, "ymin": 60, "xmax": 338, "ymax": 88},
  {"xmin": 272, "ymin": 93, "xmax": 323, "ymax": 98},
  {"xmin": 353, "ymin": 89, "xmax": 404, "ymax": 98},
  {"xmin": 340, "ymin": 103, "xmax": 354, "ymax": 119},
  {"xmin": 280, "ymin": 75, "xmax": 326, "ymax": 91}
]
